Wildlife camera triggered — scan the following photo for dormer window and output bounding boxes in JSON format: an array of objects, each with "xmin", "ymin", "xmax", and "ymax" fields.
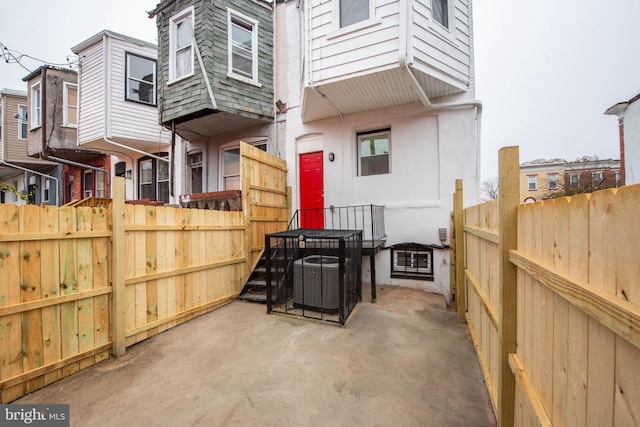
[
  {"xmin": 340, "ymin": 0, "xmax": 369, "ymax": 28},
  {"xmin": 169, "ymin": 7, "xmax": 195, "ymax": 83}
]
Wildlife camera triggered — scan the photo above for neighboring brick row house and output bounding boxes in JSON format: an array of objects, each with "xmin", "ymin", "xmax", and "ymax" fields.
[{"xmin": 520, "ymin": 157, "xmax": 621, "ymax": 203}]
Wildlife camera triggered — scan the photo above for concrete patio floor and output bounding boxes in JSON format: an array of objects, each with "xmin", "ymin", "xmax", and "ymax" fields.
[{"xmin": 16, "ymin": 286, "xmax": 496, "ymax": 426}]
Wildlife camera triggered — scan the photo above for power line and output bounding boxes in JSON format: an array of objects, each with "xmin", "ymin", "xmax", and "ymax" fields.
[{"xmin": 0, "ymin": 41, "xmax": 79, "ymax": 74}]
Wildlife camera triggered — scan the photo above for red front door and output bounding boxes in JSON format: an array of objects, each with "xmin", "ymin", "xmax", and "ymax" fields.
[{"xmin": 299, "ymin": 151, "xmax": 324, "ymax": 228}]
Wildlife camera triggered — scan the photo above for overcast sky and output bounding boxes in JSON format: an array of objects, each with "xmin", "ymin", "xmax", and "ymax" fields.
[{"xmin": 2, "ymin": 0, "xmax": 639, "ymax": 179}]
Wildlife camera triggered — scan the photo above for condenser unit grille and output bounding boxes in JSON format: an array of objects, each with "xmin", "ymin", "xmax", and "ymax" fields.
[{"xmin": 294, "ymin": 256, "xmax": 340, "ymax": 313}]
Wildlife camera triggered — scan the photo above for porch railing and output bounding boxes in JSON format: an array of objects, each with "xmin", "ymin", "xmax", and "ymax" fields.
[{"xmin": 288, "ymin": 204, "xmax": 386, "ymax": 246}]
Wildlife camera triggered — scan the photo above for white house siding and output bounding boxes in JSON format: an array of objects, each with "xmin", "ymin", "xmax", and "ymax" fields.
[
  {"xmin": 308, "ymin": 0, "xmax": 400, "ymax": 84},
  {"xmin": 624, "ymin": 99, "xmax": 640, "ymax": 184},
  {"xmin": 77, "ymin": 41, "xmax": 105, "ymax": 146},
  {"xmin": 410, "ymin": 0, "xmax": 471, "ymax": 90},
  {"xmin": 107, "ymin": 37, "xmax": 169, "ymax": 144}
]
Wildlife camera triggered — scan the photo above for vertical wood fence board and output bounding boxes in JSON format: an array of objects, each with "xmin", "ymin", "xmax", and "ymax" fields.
[
  {"xmin": 19, "ymin": 205, "xmax": 43, "ymax": 393},
  {"xmin": 111, "ymin": 177, "xmax": 126, "ymax": 357},
  {"xmin": 39, "ymin": 205, "xmax": 62, "ymax": 387},
  {"xmin": 0, "ymin": 205, "xmax": 23, "ymax": 402},
  {"xmin": 145, "ymin": 206, "xmax": 158, "ymax": 339},
  {"xmin": 454, "ymin": 179, "xmax": 465, "ymax": 321},
  {"xmin": 614, "ymin": 336, "xmax": 640, "ymax": 425},
  {"xmin": 58, "ymin": 207, "xmax": 79, "ymax": 378},
  {"xmin": 155, "ymin": 207, "xmax": 168, "ymax": 334},
  {"xmin": 614, "ymin": 185, "xmax": 640, "ymax": 305},
  {"xmin": 91, "ymin": 207, "xmax": 109, "ymax": 364},
  {"xmin": 133, "ymin": 205, "xmax": 147, "ymax": 344},
  {"xmin": 76, "ymin": 207, "xmax": 95, "ymax": 371},
  {"xmin": 123, "ymin": 204, "xmax": 136, "ymax": 348}
]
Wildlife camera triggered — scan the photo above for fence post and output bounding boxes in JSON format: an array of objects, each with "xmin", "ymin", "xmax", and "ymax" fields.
[
  {"xmin": 241, "ymin": 143, "xmax": 252, "ymax": 282},
  {"xmin": 111, "ymin": 177, "xmax": 126, "ymax": 357},
  {"xmin": 497, "ymin": 146, "xmax": 519, "ymax": 427},
  {"xmin": 453, "ymin": 178, "xmax": 465, "ymax": 322}
]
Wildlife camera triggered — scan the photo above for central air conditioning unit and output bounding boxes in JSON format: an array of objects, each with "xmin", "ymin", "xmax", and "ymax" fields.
[{"xmin": 293, "ymin": 255, "xmax": 340, "ymax": 313}]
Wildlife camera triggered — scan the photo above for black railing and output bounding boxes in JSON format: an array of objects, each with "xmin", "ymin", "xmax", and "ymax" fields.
[
  {"xmin": 288, "ymin": 204, "xmax": 386, "ymax": 246},
  {"xmin": 266, "ymin": 229, "xmax": 362, "ymax": 325}
]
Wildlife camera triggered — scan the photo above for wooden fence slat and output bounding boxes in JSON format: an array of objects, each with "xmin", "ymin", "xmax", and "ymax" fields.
[
  {"xmin": 111, "ymin": 177, "xmax": 126, "ymax": 357},
  {"xmin": 58, "ymin": 206, "xmax": 79, "ymax": 378},
  {"xmin": 91, "ymin": 207, "xmax": 109, "ymax": 364},
  {"xmin": 20, "ymin": 205, "xmax": 44, "ymax": 393},
  {"xmin": 76, "ymin": 207, "xmax": 95, "ymax": 371},
  {"xmin": 509, "ymin": 354, "xmax": 552, "ymax": 427},
  {"xmin": 39, "ymin": 205, "xmax": 62, "ymax": 387},
  {"xmin": 145, "ymin": 206, "xmax": 158, "ymax": 339},
  {"xmin": 454, "ymin": 179, "xmax": 465, "ymax": 321}
]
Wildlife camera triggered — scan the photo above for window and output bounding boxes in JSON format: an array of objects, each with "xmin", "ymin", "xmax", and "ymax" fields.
[
  {"xmin": 31, "ymin": 82, "xmax": 41, "ymax": 129},
  {"xmin": 63, "ymin": 82, "xmax": 78, "ymax": 126},
  {"xmin": 169, "ymin": 7, "xmax": 194, "ymax": 82},
  {"xmin": 358, "ymin": 129, "xmax": 390, "ymax": 176},
  {"xmin": 83, "ymin": 170, "xmax": 106, "ymax": 198},
  {"xmin": 18, "ymin": 105, "xmax": 28, "ymax": 139},
  {"xmin": 221, "ymin": 142, "xmax": 266, "ymax": 190},
  {"xmin": 390, "ymin": 244, "xmax": 434, "ymax": 280},
  {"xmin": 548, "ymin": 173, "xmax": 557, "ymax": 190},
  {"xmin": 43, "ymin": 178, "xmax": 50, "ymax": 203},
  {"xmin": 228, "ymin": 10, "xmax": 259, "ymax": 84},
  {"xmin": 83, "ymin": 170, "xmax": 94, "ymax": 198},
  {"xmin": 138, "ymin": 154, "xmax": 170, "ymax": 203},
  {"xmin": 570, "ymin": 173, "xmax": 580, "ymax": 188},
  {"xmin": 188, "ymin": 151, "xmax": 203, "ymax": 194},
  {"xmin": 615, "ymin": 171, "xmax": 621, "ymax": 187},
  {"xmin": 126, "ymin": 53, "xmax": 157, "ymax": 105},
  {"xmin": 340, "ymin": 0, "xmax": 369, "ymax": 28},
  {"xmin": 432, "ymin": 0, "xmax": 449, "ymax": 28},
  {"xmin": 592, "ymin": 171, "xmax": 603, "ymax": 184},
  {"xmin": 528, "ymin": 175, "xmax": 537, "ymax": 191}
]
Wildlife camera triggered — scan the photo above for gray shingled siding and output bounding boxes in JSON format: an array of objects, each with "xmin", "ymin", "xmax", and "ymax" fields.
[{"xmin": 155, "ymin": 0, "xmax": 274, "ymax": 125}]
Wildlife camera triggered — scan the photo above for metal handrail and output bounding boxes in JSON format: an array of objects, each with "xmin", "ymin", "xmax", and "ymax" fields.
[{"xmin": 288, "ymin": 204, "xmax": 386, "ymax": 245}]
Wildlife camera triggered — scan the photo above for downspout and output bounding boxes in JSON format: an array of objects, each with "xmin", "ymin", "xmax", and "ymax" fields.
[{"xmin": 399, "ymin": 0, "xmax": 482, "ymax": 192}]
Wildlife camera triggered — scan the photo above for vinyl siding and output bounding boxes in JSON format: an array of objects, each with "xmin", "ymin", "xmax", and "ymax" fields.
[
  {"xmin": 411, "ymin": 0, "xmax": 470, "ymax": 87},
  {"xmin": 308, "ymin": 0, "xmax": 471, "ymax": 89},
  {"xmin": 309, "ymin": 0, "xmax": 400, "ymax": 83},
  {"xmin": 2, "ymin": 94, "xmax": 32, "ymax": 162},
  {"xmin": 107, "ymin": 37, "xmax": 167, "ymax": 142},
  {"xmin": 77, "ymin": 41, "xmax": 105, "ymax": 145}
]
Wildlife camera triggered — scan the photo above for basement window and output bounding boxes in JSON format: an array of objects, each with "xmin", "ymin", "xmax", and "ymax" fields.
[{"xmin": 390, "ymin": 243, "xmax": 434, "ymax": 281}]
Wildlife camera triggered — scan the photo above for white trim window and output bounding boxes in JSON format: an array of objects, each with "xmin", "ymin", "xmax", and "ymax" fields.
[
  {"xmin": 63, "ymin": 82, "xmax": 78, "ymax": 127},
  {"xmin": 31, "ymin": 82, "xmax": 41, "ymax": 129},
  {"xmin": 18, "ymin": 105, "xmax": 28, "ymax": 139},
  {"xmin": 169, "ymin": 6, "xmax": 195, "ymax": 83},
  {"xmin": 358, "ymin": 129, "xmax": 390, "ymax": 176},
  {"xmin": 126, "ymin": 53, "xmax": 157, "ymax": 105},
  {"xmin": 432, "ymin": 0, "xmax": 449, "ymax": 29},
  {"xmin": 339, "ymin": 0, "xmax": 370, "ymax": 28},
  {"xmin": 528, "ymin": 175, "xmax": 537, "ymax": 191},
  {"xmin": 591, "ymin": 171, "xmax": 603, "ymax": 184},
  {"xmin": 227, "ymin": 9, "xmax": 259, "ymax": 85},
  {"xmin": 43, "ymin": 178, "xmax": 50, "ymax": 203},
  {"xmin": 548, "ymin": 173, "xmax": 558, "ymax": 190},
  {"xmin": 138, "ymin": 154, "xmax": 170, "ymax": 203}
]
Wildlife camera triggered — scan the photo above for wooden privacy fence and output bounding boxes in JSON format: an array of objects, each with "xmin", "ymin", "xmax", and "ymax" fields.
[
  {"xmin": 452, "ymin": 146, "xmax": 640, "ymax": 427},
  {"xmin": 0, "ymin": 142, "xmax": 288, "ymax": 403}
]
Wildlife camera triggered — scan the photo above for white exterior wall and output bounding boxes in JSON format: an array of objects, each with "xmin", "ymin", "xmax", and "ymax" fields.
[
  {"xmin": 77, "ymin": 42, "xmax": 105, "ymax": 145},
  {"xmin": 624, "ymin": 100, "xmax": 640, "ymax": 184},
  {"xmin": 282, "ymin": 0, "xmax": 479, "ymax": 302}
]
